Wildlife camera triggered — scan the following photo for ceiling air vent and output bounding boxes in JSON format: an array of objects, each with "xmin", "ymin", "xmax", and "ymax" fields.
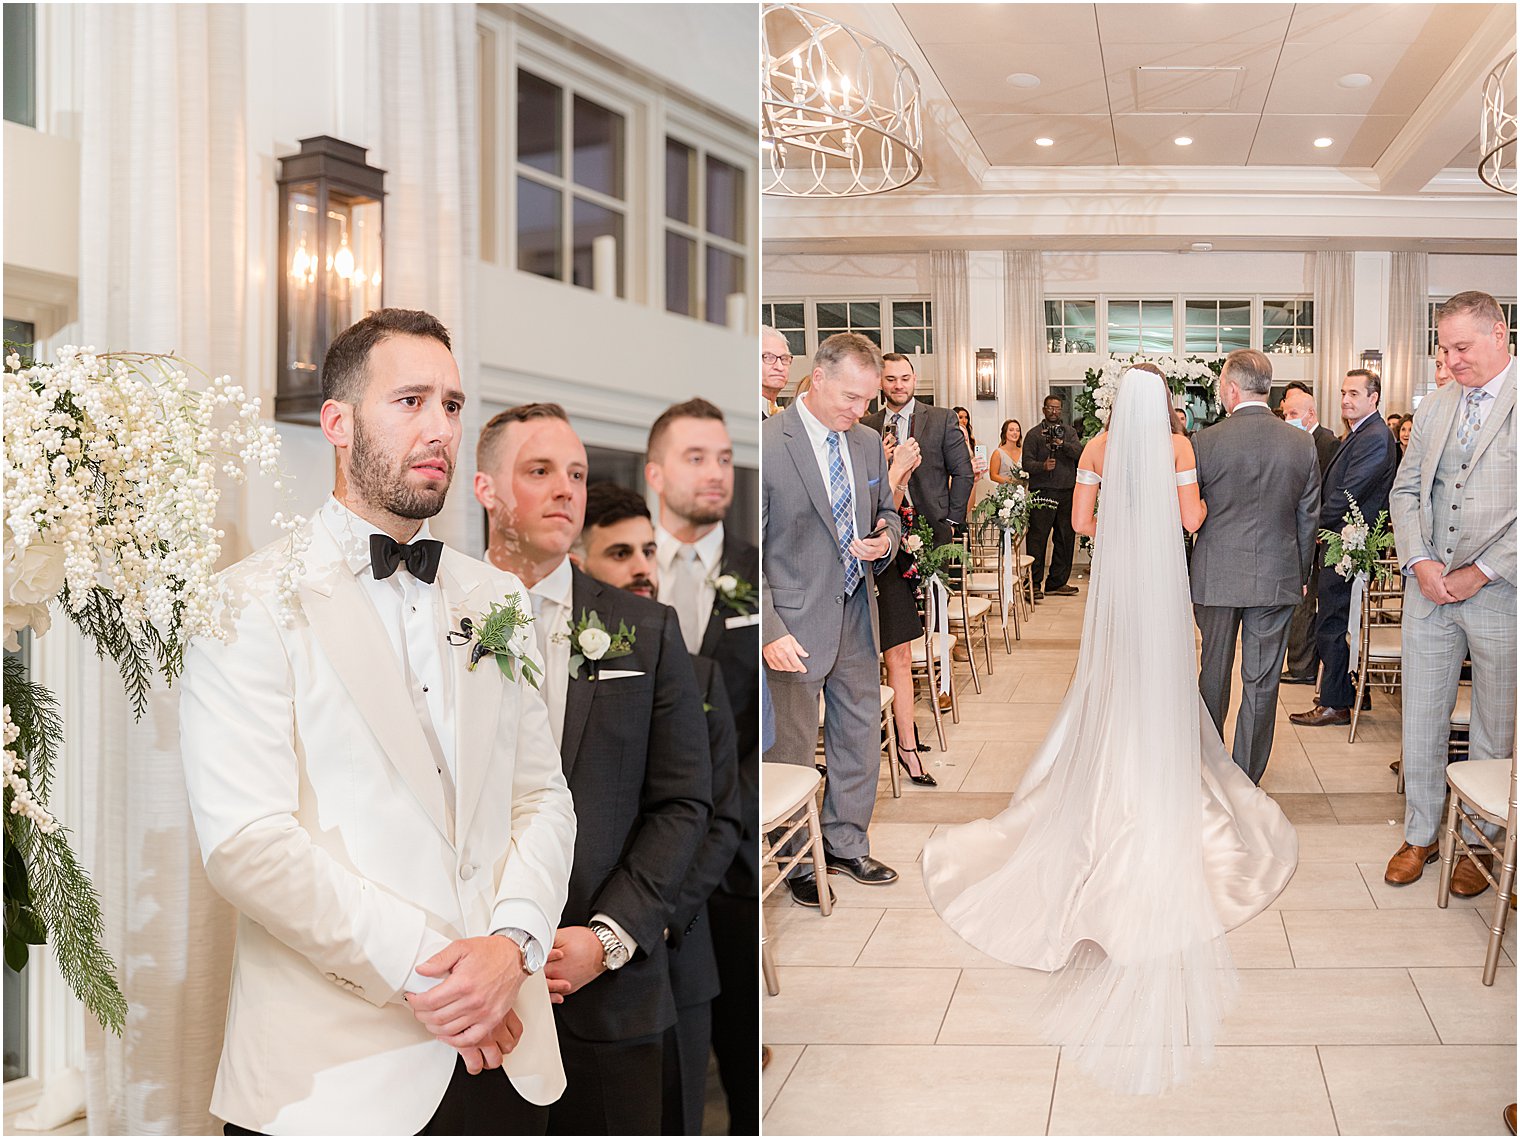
[{"xmin": 1133, "ymin": 66, "xmax": 1245, "ymax": 113}]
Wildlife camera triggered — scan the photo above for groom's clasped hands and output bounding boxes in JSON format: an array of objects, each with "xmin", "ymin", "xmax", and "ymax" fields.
[{"xmin": 405, "ymin": 936, "xmax": 528, "ymax": 1075}]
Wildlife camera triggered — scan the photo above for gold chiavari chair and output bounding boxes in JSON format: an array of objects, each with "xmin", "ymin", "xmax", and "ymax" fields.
[
  {"xmin": 1349, "ymin": 563, "xmax": 1403, "ymax": 743},
  {"xmin": 1436, "ymin": 753, "xmax": 1517, "ymax": 985}
]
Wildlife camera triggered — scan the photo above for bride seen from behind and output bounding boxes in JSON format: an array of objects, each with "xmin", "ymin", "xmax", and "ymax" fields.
[{"xmin": 921, "ymin": 365, "xmax": 1298, "ymax": 1096}]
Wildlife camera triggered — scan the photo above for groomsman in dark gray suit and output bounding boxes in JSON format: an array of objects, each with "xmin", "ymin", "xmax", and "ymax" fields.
[
  {"xmin": 762, "ymin": 333, "xmax": 901, "ymax": 907},
  {"xmin": 1280, "ymin": 382, "xmax": 1342, "ymax": 685},
  {"xmin": 1191, "ymin": 349, "xmax": 1322, "ymax": 784},
  {"xmin": 861, "ymin": 353, "xmax": 974, "ymax": 547}
]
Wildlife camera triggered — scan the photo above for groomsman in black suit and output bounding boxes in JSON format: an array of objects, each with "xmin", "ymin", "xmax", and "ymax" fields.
[
  {"xmin": 1290, "ymin": 369, "xmax": 1399, "ymax": 728},
  {"xmin": 644, "ymin": 398, "xmax": 761, "ymax": 1135},
  {"xmin": 575, "ymin": 481, "xmax": 744, "ymax": 1135},
  {"xmin": 1280, "ymin": 382, "xmax": 1342, "ymax": 684},
  {"xmin": 474, "ymin": 404, "xmax": 712, "ymax": 1135}
]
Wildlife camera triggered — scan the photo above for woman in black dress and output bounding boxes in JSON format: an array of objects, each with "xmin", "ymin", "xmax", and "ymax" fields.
[{"xmin": 876, "ymin": 429, "xmax": 937, "ymax": 786}]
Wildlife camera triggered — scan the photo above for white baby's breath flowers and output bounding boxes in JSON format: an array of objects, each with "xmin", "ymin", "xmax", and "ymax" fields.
[
  {"xmin": 2, "ymin": 347, "xmax": 302, "ymax": 656},
  {"xmin": 2, "ymin": 705, "xmax": 56, "ymax": 835}
]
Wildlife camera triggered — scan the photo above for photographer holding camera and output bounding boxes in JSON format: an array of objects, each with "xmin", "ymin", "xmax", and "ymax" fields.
[{"xmin": 1021, "ymin": 394, "xmax": 1086, "ymax": 599}]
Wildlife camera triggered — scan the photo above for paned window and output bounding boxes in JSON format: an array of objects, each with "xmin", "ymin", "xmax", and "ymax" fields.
[
  {"xmin": 1262, "ymin": 299, "xmax": 1314, "ymax": 355},
  {"xmin": 665, "ymin": 138, "xmax": 748, "ymax": 326},
  {"xmin": 816, "ymin": 300, "xmax": 882, "ymax": 347},
  {"xmin": 1044, "ymin": 299, "xmax": 1097, "ymax": 354},
  {"xmin": 889, "ymin": 300, "xmax": 934, "ymax": 354},
  {"xmin": 515, "ymin": 68, "xmax": 628, "ymax": 296},
  {"xmin": 1106, "ymin": 298, "xmax": 1175, "ymax": 354},
  {"xmin": 761, "ymin": 302, "xmax": 805, "ymax": 356},
  {"xmin": 4, "ymin": 4, "xmax": 35, "ymax": 128},
  {"xmin": 1429, "ymin": 299, "xmax": 1518, "ymax": 356},
  {"xmin": 1183, "ymin": 299, "xmax": 1251, "ymax": 354}
]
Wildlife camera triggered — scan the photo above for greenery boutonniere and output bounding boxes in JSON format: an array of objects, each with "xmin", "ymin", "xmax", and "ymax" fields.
[
  {"xmin": 555, "ymin": 609, "xmax": 636, "ymax": 680},
  {"xmin": 710, "ymin": 571, "xmax": 756, "ymax": 616},
  {"xmin": 448, "ymin": 596, "xmax": 542, "ymax": 689}
]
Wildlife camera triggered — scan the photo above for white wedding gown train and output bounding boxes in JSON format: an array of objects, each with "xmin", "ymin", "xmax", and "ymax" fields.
[{"xmin": 922, "ymin": 370, "xmax": 1298, "ymax": 1095}]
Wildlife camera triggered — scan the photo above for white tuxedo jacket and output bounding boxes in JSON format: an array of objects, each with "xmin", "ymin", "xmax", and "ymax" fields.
[{"xmin": 179, "ymin": 517, "xmax": 577, "ymax": 1135}]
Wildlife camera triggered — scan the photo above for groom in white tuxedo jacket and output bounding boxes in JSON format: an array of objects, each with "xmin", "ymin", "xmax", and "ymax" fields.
[{"xmin": 180, "ymin": 309, "xmax": 577, "ymax": 1135}]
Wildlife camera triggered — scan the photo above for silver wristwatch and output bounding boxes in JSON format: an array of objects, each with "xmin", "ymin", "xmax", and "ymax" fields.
[
  {"xmin": 496, "ymin": 927, "xmax": 545, "ymax": 976},
  {"xmin": 588, "ymin": 921, "xmax": 630, "ymax": 972}
]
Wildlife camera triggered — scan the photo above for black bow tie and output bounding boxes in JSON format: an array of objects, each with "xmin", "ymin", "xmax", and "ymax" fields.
[{"xmin": 369, "ymin": 533, "xmax": 443, "ymax": 584}]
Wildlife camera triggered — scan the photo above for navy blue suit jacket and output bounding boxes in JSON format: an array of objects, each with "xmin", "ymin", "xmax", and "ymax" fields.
[{"xmin": 1319, "ymin": 415, "xmax": 1399, "ymax": 532}]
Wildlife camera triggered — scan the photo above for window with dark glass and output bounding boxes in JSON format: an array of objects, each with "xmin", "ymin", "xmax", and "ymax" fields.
[
  {"xmin": 1044, "ymin": 299, "xmax": 1096, "ymax": 353},
  {"xmin": 664, "ymin": 138, "xmax": 748, "ymax": 326}
]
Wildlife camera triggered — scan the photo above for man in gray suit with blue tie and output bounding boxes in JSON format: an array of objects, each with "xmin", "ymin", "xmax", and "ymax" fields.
[
  {"xmin": 762, "ymin": 333, "xmax": 902, "ymax": 907},
  {"xmin": 1191, "ymin": 348, "xmax": 1322, "ymax": 785},
  {"xmin": 1384, "ymin": 291, "xmax": 1516, "ymax": 894}
]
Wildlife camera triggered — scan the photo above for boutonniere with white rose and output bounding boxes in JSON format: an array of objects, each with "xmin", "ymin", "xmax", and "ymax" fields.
[
  {"xmin": 555, "ymin": 609, "xmax": 636, "ymax": 680},
  {"xmin": 447, "ymin": 596, "xmax": 542, "ymax": 689},
  {"xmin": 709, "ymin": 571, "xmax": 756, "ymax": 616}
]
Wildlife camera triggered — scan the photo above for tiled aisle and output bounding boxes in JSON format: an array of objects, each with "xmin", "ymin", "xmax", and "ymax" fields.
[{"xmin": 763, "ymin": 583, "xmax": 1517, "ymax": 1135}]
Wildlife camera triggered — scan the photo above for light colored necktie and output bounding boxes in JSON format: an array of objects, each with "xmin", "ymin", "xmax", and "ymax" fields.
[
  {"xmin": 668, "ymin": 545, "xmax": 707, "ymax": 654},
  {"xmin": 827, "ymin": 431, "xmax": 863, "ymax": 594},
  {"xmin": 1457, "ymin": 388, "xmax": 1490, "ymax": 451},
  {"xmin": 530, "ymin": 592, "xmax": 566, "ymax": 749}
]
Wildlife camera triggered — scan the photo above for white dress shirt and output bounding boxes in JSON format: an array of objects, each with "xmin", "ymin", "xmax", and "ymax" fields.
[
  {"xmin": 884, "ymin": 397, "xmax": 916, "ymax": 443},
  {"xmin": 796, "ymin": 394, "xmax": 857, "ymax": 507},
  {"xmin": 527, "ymin": 557, "xmax": 574, "ymax": 751},
  {"xmin": 526, "ymin": 555, "xmax": 639, "ymax": 957},
  {"xmin": 656, "ymin": 522, "xmax": 724, "ymax": 653}
]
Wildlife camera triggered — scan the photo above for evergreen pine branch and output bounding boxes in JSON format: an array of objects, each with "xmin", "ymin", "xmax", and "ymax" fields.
[
  {"xmin": 60, "ymin": 585, "xmax": 156, "ymax": 719},
  {"xmin": 12, "ymin": 820, "xmax": 127, "ymax": 1034},
  {"xmin": 3, "ymin": 655, "xmax": 62, "ymax": 802}
]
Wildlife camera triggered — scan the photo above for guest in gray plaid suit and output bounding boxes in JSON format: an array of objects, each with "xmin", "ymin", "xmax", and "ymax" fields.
[
  {"xmin": 1385, "ymin": 291, "xmax": 1516, "ymax": 895},
  {"xmin": 762, "ymin": 333, "xmax": 902, "ymax": 908}
]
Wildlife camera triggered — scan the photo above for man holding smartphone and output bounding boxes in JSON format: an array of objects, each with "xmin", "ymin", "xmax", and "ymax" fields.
[{"xmin": 1022, "ymin": 394, "xmax": 1085, "ymax": 599}]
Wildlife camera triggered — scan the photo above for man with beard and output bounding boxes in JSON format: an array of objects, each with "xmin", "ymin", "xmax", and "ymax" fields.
[
  {"xmin": 179, "ymin": 309, "xmax": 578, "ymax": 1135},
  {"xmin": 575, "ymin": 481, "xmax": 744, "ymax": 1134},
  {"xmin": 644, "ymin": 399, "xmax": 761, "ymax": 1134},
  {"xmin": 473, "ymin": 404, "xmax": 711, "ymax": 1135},
  {"xmin": 1022, "ymin": 394, "xmax": 1085, "ymax": 598}
]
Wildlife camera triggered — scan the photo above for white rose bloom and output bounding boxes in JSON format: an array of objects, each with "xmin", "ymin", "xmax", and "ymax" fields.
[
  {"xmin": 7, "ymin": 541, "xmax": 67, "ymax": 606},
  {"xmin": 903, "ymin": 534, "xmax": 924, "ymax": 553},
  {"xmin": 998, "ymin": 503, "xmax": 1014, "ymax": 519},
  {"xmin": 715, "ymin": 574, "xmax": 737, "ymax": 594},
  {"xmin": 508, "ymin": 618, "xmax": 535, "ymax": 659},
  {"xmin": 4, "ymin": 600, "xmax": 51, "ymax": 653},
  {"xmin": 578, "ymin": 625, "xmax": 612, "ymax": 660}
]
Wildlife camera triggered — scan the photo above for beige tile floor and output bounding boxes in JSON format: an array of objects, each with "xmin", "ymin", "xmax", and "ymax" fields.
[{"xmin": 763, "ymin": 582, "xmax": 1517, "ymax": 1135}]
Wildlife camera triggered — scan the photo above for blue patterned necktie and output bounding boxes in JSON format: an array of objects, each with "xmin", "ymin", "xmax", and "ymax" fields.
[
  {"xmin": 1457, "ymin": 388, "xmax": 1490, "ymax": 452},
  {"xmin": 826, "ymin": 431, "xmax": 862, "ymax": 594}
]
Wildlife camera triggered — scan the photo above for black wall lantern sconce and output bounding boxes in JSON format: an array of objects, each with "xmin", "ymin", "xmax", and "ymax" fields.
[
  {"xmin": 275, "ymin": 136, "xmax": 386, "ymax": 424},
  {"xmin": 974, "ymin": 347, "xmax": 998, "ymax": 399}
]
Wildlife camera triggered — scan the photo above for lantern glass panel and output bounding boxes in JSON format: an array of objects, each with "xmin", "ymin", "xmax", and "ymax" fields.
[
  {"xmin": 324, "ymin": 193, "xmax": 382, "ymax": 342},
  {"xmin": 284, "ymin": 181, "xmax": 321, "ymax": 380}
]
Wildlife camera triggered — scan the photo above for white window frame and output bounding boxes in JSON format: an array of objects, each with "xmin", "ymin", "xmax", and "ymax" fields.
[
  {"xmin": 1043, "ymin": 297, "xmax": 1098, "ymax": 355},
  {"xmin": 1261, "ymin": 296, "xmax": 1315, "ymax": 357},
  {"xmin": 1428, "ymin": 298, "xmax": 1517, "ymax": 357},
  {"xmin": 762, "ymin": 295, "xmax": 938, "ymax": 399},
  {"xmin": 1181, "ymin": 296, "xmax": 1254, "ymax": 356},
  {"xmin": 662, "ymin": 110, "xmax": 754, "ymax": 329},
  {"xmin": 1103, "ymin": 296, "xmax": 1179, "ymax": 356}
]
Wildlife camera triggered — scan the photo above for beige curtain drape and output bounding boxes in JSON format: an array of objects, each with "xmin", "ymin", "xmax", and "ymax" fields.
[
  {"xmin": 79, "ymin": 6, "xmax": 247, "ymax": 1133},
  {"xmin": 1386, "ymin": 251, "xmax": 1429, "ymax": 415},
  {"xmin": 931, "ymin": 250, "xmax": 972, "ymax": 408},
  {"xmin": 1313, "ymin": 251, "xmax": 1357, "ymax": 428},
  {"xmin": 1003, "ymin": 250, "xmax": 1047, "ymax": 424}
]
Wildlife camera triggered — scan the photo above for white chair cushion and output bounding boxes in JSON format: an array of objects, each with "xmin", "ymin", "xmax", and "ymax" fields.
[
  {"xmin": 967, "ymin": 572, "xmax": 1001, "ymax": 592},
  {"xmin": 880, "ymin": 684, "xmax": 894, "ymax": 710},
  {"xmin": 910, "ymin": 632, "xmax": 957, "ymax": 662},
  {"xmin": 1446, "ymin": 756, "xmax": 1515, "ymax": 822},
  {"xmin": 1367, "ymin": 626, "xmax": 1402, "ymax": 659},
  {"xmin": 1450, "ymin": 684, "xmax": 1472, "ymax": 727},
  {"xmin": 761, "ymin": 762, "xmax": 823, "ymax": 828},
  {"xmin": 951, "ymin": 596, "xmax": 993, "ymax": 621}
]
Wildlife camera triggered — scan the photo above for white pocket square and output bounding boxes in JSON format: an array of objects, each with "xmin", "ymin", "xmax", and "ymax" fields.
[
  {"xmin": 595, "ymin": 669, "xmax": 644, "ymax": 680},
  {"xmin": 724, "ymin": 613, "xmax": 760, "ymax": 629}
]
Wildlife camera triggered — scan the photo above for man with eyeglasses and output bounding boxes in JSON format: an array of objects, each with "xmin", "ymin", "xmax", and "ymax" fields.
[{"xmin": 762, "ymin": 325, "xmax": 791, "ymax": 419}]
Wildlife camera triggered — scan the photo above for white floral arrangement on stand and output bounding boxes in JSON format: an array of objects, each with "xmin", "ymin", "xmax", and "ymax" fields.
[
  {"xmin": 1075, "ymin": 354, "xmax": 1224, "ymax": 438},
  {"xmin": 2, "ymin": 345, "xmax": 299, "ymax": 1033}
]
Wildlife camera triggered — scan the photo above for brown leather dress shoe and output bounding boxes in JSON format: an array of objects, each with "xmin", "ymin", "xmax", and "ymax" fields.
[
  {"xmin": 937, "ymin": 692, "xmax": 953, "ymax": 713},
  {"xmin": 1450, "ymin": 853, "xmax": 1494, "ymax": 898},
  {"xmin": 1290, "ymin": 704, "xmax": 1351, "ymax": 727},
  {"xmin": 1503, "ymin": 1103, "xmax": 1515, "ymax": 1136},
  {"xmin": 1385, "ymin": 841, "xmax": 1441, "ymax": 885}
]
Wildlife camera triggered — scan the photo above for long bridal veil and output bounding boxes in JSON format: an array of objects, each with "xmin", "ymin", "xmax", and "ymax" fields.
[{"xmin": 921, "ymin": 368, "xmax": 1296, "ymax": 1095}]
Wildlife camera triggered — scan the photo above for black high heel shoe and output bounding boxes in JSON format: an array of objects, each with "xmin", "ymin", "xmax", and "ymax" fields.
[{"xmin": 896, "ymin": 746, "xmax": 937, "ymax": 787}]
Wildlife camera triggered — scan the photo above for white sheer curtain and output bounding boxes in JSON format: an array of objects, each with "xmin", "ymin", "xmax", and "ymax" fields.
[
  {"xmin": 931, "ymin": 250, "xmax": 972, "ymax": 408},
  {"xmin": 1386, "ymin": 251, "xmax": 1429, "ymax": 414},
  {"xmin": 79, "ymin": 6, "xmax": 246, "ymax": 1133},
  {"xmin": 1313, "ymin": 251, "xmax": 1357, "ymax": 428},
  {"xmin": 368, "ymin": 3, "xmax": 480, "ymax": 554},
  {"xmin": 1003, "ymin": 250, "xmax": 1047, "ymax": 423}
]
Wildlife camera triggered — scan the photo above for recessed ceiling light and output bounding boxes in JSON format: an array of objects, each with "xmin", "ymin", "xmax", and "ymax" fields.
[
  {"xmin": 1035, "ymin": 137, "xmax": 1054, "ymax": 147},
  {"xmin": 1337, "ymin": 72, "xmax": 1373, "ymax": 89},
  {"xmin": 1006, "ymin": 72, "xmax": 1041, "ymax": 88},
  {"xmin": 1174, "ymin": 136, "xmax": 1193, "ymax": 146},
  {"xmin": 1314, "ymin": 137, "xmax": 1334, "ymax": 148}
]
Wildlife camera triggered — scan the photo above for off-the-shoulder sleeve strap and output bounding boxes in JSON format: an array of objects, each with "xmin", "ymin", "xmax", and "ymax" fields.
[
  {"xmin": 1075, "ymin": 468, "xmax": 1102, "ymax": 486},
  {"xmin": 1176, "ymin": 468, "xmax": 1198, "ymax": 486}
]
